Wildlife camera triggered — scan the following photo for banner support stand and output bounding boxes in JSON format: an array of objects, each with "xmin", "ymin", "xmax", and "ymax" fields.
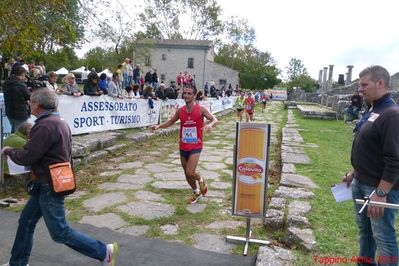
[{"xmin": 226, "ymin": 217, "xmax": 270, "ymax": 256}]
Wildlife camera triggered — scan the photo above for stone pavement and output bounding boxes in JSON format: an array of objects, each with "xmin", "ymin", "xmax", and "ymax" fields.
[
  {"xmin": 1, "ymin": 102, "xmax": 320, "ymax": 265},
  {"xmin": 68, "ymin": 105, "xmax": 285, "ymax": 259},
  {"xmin": 0, "ymin": 208, "xmax": 255, "ymax": 266}
]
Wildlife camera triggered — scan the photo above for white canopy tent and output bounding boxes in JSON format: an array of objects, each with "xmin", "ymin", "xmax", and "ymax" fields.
[
  {"xmin": 70, "ymin": 66, "xmax": 86, "ymax": 73},
  {"xmin": 70, "ymin": 66, "xmax": 90, "ymax": 84},
  {"xmin": 55, "ymin": 67, "xmax": 69, "ymax": 75},
  {"xmin": 99, "ymin": 68, "xmax": 113, "ymax": 78}
]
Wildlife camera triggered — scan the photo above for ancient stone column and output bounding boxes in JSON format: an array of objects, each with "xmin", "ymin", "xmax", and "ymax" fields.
[
  {"xmin": 346, "ymin": 65, "xmax": 354, "ymax": 85},
  {"xmin": 328, "ymin": 65, "xmax": 334, "ymax": 82},
  {"xmin": 322, "ymin": 67, "xmax": 328, "ymax": 92},
  {"xmin": 328, "ymin": 65, "xmax": 334, "ymax": 90},
  {"xmin": 318, "ymin": 70, "xmax": 323, "ymax": 91}
]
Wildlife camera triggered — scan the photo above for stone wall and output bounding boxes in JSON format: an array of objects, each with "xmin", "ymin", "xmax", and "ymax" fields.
[{"xmin": 288, "ymin": 72, "xmax": 399, "ymax": 119}]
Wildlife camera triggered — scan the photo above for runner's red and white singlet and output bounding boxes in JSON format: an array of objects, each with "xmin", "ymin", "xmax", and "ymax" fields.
[
  {"xmin": 245, "ymin": 97, "xmax": 255, "ymax": 113},
  {"xmin": 179, "ymin": 104, "xmax": 204, "ymax": 151}
]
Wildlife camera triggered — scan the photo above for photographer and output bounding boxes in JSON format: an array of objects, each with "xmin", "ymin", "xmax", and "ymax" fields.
[{"xmin": 2, "ymin": 66, "xmax": 31, "ymax": 133}]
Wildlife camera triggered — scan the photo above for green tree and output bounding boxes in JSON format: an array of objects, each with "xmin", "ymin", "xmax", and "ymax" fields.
[
  {"xmin": 138, "ymin": 0, "xmax": 223, "ymax": 40},
  {"xmin": 0, "ymin": 0, "xmax": 87, "ymax": 56},
  {"xmin": 42, "ymin": 47, "xmax": 81, "ymax": 72},
  {"xmin": 285, "ymin": 58, "xmax": 316, "ymax": 92},
  {"xmin": 81, "ymin": 47, "xmax": 115, "ymax": 73},
  {"xmin": 215, "ymin": 44, "xmax": 281, "ymax": 90},
  {"xmin": 286, "ymin": 58, "xmax": 307, "ymax": 81}
]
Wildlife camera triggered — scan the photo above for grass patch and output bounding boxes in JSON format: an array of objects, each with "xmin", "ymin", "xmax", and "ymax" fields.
[{"xmin": 292, "ymin": 110, "xmax": 359, "ymax": 264}]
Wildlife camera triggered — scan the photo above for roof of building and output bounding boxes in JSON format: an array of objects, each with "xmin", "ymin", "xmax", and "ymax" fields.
[{"xmin": 139, "ymin": 39, "xmax": 213, "ymax": 49}]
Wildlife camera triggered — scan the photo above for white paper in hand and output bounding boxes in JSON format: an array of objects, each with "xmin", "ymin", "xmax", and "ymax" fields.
[
  {"xmin": 331, "ymin": 182, "xmax": 352, "ymax": 203},
  {"xmin": 7, "ymin": 157, "xmax": 30, "ymax": 175}
]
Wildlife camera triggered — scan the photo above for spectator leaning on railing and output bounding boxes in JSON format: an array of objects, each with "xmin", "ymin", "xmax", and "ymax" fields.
[
  {"xmin": 59, "ymin": 73, "xmax": 82, "ymax": 97},
  {"xmin": 84, "ymin": 72, "xmax": 103, "ymax": 96}
]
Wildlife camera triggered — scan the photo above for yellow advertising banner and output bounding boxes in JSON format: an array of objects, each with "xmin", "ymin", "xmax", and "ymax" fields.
[{"xmin": 233, "ymin": 123, "xmax": 270, "ymax": 217}]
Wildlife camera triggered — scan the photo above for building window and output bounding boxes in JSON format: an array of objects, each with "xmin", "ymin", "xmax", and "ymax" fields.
[
  {"xmin": 162, "ymin": 54, "xmax": 166, "ymax": 61},
  {"xmin": 187, "ymin": 58, "xmax": 194, "ymax": 68},
  {"xmin": 145, "ymin": 56, "xmax": 151, "ymax": 66},
  {"xmin": 219, "ymin": 79, "xmax": 227, "ymax": 86},
  {"xmin": 161, "ymin": 74, "xmax": 166, "ymax": 81}
]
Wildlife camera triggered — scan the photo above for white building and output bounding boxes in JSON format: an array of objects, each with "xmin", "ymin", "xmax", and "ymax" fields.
[{"xmin": 137, "ymin": 39, "xmax": 239, "ymax": 90}]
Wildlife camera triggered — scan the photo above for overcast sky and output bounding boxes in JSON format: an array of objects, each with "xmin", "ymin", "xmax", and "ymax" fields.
[
  {"xmin": 216, "ymin": 0, "xmax": 399, "ymax": 80},
  {"xmin": 79, "ymin": 0, "xmax": 399, "ymax": 80}
]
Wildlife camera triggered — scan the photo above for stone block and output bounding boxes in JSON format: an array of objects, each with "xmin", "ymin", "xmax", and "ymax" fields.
[
  {"xmin": 256, "ymin": 245, "xmax": 294, "ymax": 266},
  {"xmin": 285, "ymin": 227, "xmax": 316, "ymax": 251},
  {"xmin": 264, "ymin": 209, "xmax": 284, "ymax": 229}
]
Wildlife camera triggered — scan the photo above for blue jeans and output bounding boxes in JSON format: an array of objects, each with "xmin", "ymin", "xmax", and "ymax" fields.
[
  {"xmin": 352, "ymin": 179, "xmax": 399, "ymax": 266},
  {"xmin": 122, "ymin": 73, "xmax": 129, "ymax": 88},
  {"xmin": 9, "ymin": 183, "xmax": 106, "ymax": 266}
]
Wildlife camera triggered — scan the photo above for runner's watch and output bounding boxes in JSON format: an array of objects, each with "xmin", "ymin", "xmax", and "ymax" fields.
[{"xmin": 375, "ymin": 187, "xmax": 387, "ymax": 197}]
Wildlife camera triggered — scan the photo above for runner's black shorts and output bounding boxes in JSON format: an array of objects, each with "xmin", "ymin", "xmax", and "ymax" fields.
[{"xmin": 180, "ymin": 149, "xmax": 202, "ymax": 160}]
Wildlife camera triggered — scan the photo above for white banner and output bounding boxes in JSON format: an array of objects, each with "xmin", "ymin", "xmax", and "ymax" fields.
[
  {"xmin": 159, "ymin": 99, "xmax": 185, "ymax": 123},
  {"xmin": 1, "ymin": 93, "xmax": 237, "ymax": 137},
  {"xmin": 210, "ymin": 98, "xmax": 224, "ymax": 113},
  {"xmin": 58, "ymin": 95, "xmax": 161, "ymax": 135},
  {"xmin": 270, "ymin": 88, "xmax": 288, "ymax": 101}
]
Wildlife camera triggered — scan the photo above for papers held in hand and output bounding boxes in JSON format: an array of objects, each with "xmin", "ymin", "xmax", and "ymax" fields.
[
  {"xmin": 331, "ymin": 182, "xmax": 352, "ymax": 203},
  {"xmin": 7, "ymin": 157, "xmax": 30, "ymax": 175}
]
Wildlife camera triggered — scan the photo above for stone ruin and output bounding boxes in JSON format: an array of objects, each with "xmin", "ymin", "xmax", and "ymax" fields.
[{"xmin": 289, "ymin": 66, "xmax": 399, "ymax": 119}]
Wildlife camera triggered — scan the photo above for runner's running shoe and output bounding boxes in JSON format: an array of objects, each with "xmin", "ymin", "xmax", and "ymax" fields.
[
  {"xmin": 188, "ymin": 192, "xmax": 203, "ymax": 204},
  {"xmin": 102, "ymin": 242, "xmax": 119, "ymax": 266},
  {"xmin": 199, "ymin": 178, "xmax": 208, "ymax": 196}
]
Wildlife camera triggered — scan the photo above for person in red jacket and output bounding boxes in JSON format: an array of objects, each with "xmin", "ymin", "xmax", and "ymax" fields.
[{"xmin": 150, "ymin": 85, "xmax": 218, "ymax": 204}]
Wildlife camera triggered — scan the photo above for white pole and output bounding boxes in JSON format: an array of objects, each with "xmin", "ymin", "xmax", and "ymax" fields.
[{"xmin": 355, "ymin": 199, "xmax": 399, "ymax": 210}]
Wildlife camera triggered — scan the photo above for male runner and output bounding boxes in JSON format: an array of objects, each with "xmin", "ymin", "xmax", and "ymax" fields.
[
  {"xmin": 235, "ymin": 91, "xmax": 245, "ymax": 121},
  {"xmin": 244, "ymin": 92, "xmax": 256, "ymax": 122},
  {"xmin": 150, "ymin": 85, "xmax": 218, "ymax": 204}
]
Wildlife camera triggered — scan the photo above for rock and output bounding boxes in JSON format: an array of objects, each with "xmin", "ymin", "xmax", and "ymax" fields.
[
  {"xmin": 118, "ymin": 161, "xmax": 144, "ymax": 169},
  {"xmin": 285, "ymin": 227, "xmax": 316, "ymax": 251},
  {"xmin": 79, "ymin": 213, "xmax": 126, "ymax": 230},
  {"xmin": 281, "ymin": 163, "xmax": 296, "ymax": 174},
  {"xmin": 118, "ymin": 225, "xmax": 150, "ymax": 236},
  {"xmin": 118, "ymin": 201, "xmax": 175, "ymax": 220},
  {"xmin": 263, "ymin": 209, "xmax": 284, "ymax": 229},
  {"xmin": 268, "ymin": 198, "xmax": 286, "ymax": 210},
  {"xmin": 280, "ymin": 173, "xmax": 318, "ymax": 189},
  {"xmin": 83, "ymin": 192, "xmax": 127, "ymax": 212},
  {"xmin": 288, "ymin": 201, "xmax": 311, "ymax": 216},
  {"xmin": 118, "ymin": 174, "xmax": 153, "ymax": 185},
  {"xmin": 281, "ymin": 152, "xmax": 311, "ymax": 165},
  {"xmin": 160, "ymin": 224, "xmax": 179, "ymax": 235},
  {"xmin": 256, "ymin": 245, "xmax": 294, "ymax": 266},
  {"xmin": 186, "ymin": 203, "xmax": 206, "ymax": 213},
  {"xmin": 192, "ymin": 233, "xmax": 235, "ymax": 254},
  {"xmin": 133, "ymin": 191, "xmax": 165, "ymax": 202},
  {"xmin": 274, "ymin": 186, "xmax": 314, "ymax": 199},
  {"xmin": 287, "ymin": 215, "xmax": 310, "ymax": 227}
]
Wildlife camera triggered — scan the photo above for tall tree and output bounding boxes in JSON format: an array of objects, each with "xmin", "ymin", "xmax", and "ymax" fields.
[
  {"xmin": 92, "ymin": 10, "xmax": 135, "ymax": 55},
  {"xmin": 286, "ymin": 58, "xmax": 316, "ymax": 92},
  {"xmin": 286, "ymin": 58, "xmax": 307, "ymax": 81},
  {"xmin": 42, "ymin": 47, "xmax": 81, "ymax": 72},
  {"xmin": 0, "ymin": 0, "xmax": 87, "ymax": 56},
  {"xmin": 138, "ymin": 0, "xmax": 223, "ymax": 40},
  {"xmin": 215, "ymin": 44, "xmax": 281, "ymax": 89}
]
